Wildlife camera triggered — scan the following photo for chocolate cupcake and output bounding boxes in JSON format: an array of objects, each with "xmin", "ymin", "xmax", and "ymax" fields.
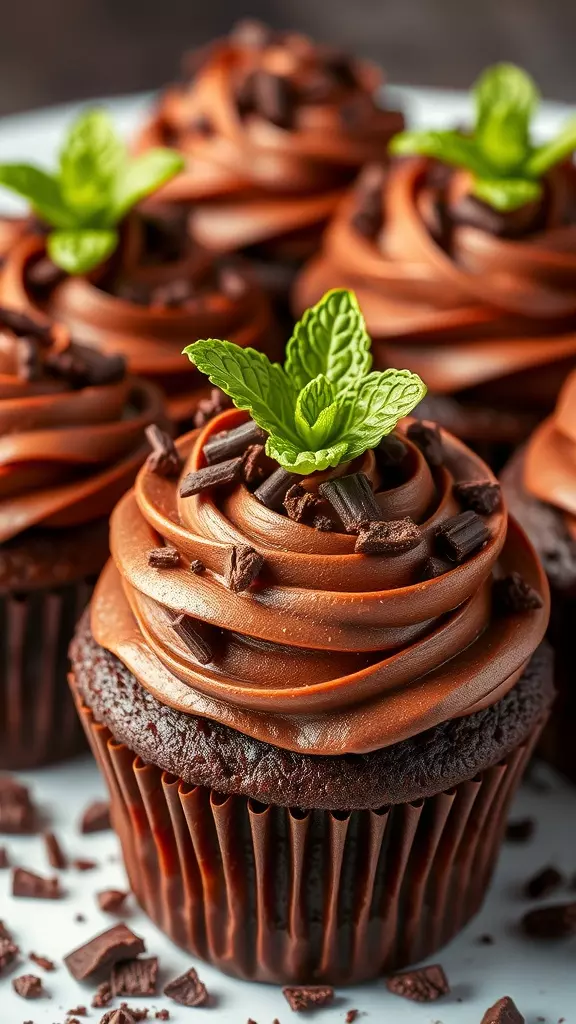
[
  {"xmin": 0, "ymin": 110, "xmax": 272, "ymax": 428},
  {"xmin": 501, "ymin": 371, "xmax": 576, "ymax": 782},
  {"xmin": 0, "ymin": 305, "xmax": 164, "ymax": 769},
  {"xmin": 70, "ymin": 289, "xmax": 553, "ymax": 984},
  {"xmin": 295, "ymin": 64, "xmax": 576, "ymax": 466},
  {"xmin": 136, "ymin": 19, "xmax": 404, "ymax": 304}
]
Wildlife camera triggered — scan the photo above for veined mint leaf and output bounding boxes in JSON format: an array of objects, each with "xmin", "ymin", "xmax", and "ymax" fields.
[
  {"xmin": 473, "ymin": 176, "xmax": 542, "ymax": 211},
  {"xmin": 184, "ymin": 339, "xmax": 300, "ymax": 444},
  {"xmin": 389, "ymin": 130, "xmax": 491, "ymax": 178},
  {"xmin": 48, "ymin": 228, "xmax": 119, "ymax": 275},
  {"xmin": 474, "ymin": 63, "xmax": 538, "ymax": 174},
  {"xmin": 285, "ymin": 288, "xmax": 372, "ymax": 395},
  {"xmin": 111, "ymin": 149, "xmax": 185, "ymax": 222},
  {"xmin": 266, "ymin": 434, "xmax": 349, "ymax": 476},
  {"xmin": 0, "ymin": 164, "xmax": 75, "ymax": 228},
  {"xmin": 294, "ymin": 374, "xmax": 339, "ymax": 449},
  {"xmin": 526, "ymin": 116, "xmax": 576, "ymax": 177},
  {"xmin": 59, "ymin": 109, "xmax": 126, "ymax": 222},
  {"xmin": 337, "ymin": 369, "xmax": 427, "ymax": 460}
]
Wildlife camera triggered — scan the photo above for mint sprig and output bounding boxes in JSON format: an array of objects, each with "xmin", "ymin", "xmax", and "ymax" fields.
[
  {"xmin": 184, "ymin": 289, "xmax": 426, "ymax": 476},
  {"xmin": 0, "ymin": 109, "xmax": 184, "ymax": 275},
  {"xmin": 390, "ymin": 63, "xmax": 576, "ymax": 212}
]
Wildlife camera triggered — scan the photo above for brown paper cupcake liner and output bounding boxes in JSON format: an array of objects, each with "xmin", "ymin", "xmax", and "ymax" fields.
[
  {"xmin": 77, "ymin": 700, "xmax": 542, "ymax": 984},
  {"xmin": 0, "ymin": 580, "xmax": 94, "ymax": 769}
]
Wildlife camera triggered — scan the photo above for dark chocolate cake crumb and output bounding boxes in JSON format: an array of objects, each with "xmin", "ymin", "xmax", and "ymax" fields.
[
  {"xmin": 406, "ymin": 420, "xmax": 444, "ymax": 466},
  {"xmin": 92, "ymin": 981, "xmax": 113, "ymax": 1008},
  {"xmin": 147, "ymin": 548, "xmax": 181, "ymax": 569},
  {"xmin": 523, "ymin": 866, "xmax": 564, "ymax": 900},
  {"xmin": 481, "ymin": 995, "xmax": 525, "ymax": 1023},
  {"xmin": 506, "ymin": 817, "xmax": 536, "ymax": 843},
  {"xmin": 226, "ymin": 544, "xmax": 264, "ymax": 591},
  {"xmin": 190, "ymin": 559, "xmax": 206, "ymax": 575},
  {"xmin": 73, "ymin": 858, "xmax": 98, "ymax": 872},
  {"xmin": 29, "ymin": 953, "xmax": 55, "ymax": 971},
  {"xmin": 97, "ymin": 889, "xmax": 129, "ymax": 914},
  {"xmin": 203, "ymin": 420, "xmax": 266, "ymax": 465},
  {"xmin": 493, "ymin": 573, "xmax": 544, "ymax": 615},
  {"xmin": 454, "ymin": 479, "xmax": 502, "ymax": 516},
  {"xmin": 112, "ymin": 957, "xmax": 158, "ymax": 997},
  {"xmin": 319, "ymin": 473, "xmax": 381, "ymax": 532},
  {"xmin": 80, "ymin": 801, "xmax": 111, "ymax": 834},
  {"xmin": 521, "ymin": 902, "xmax": 576, "ymax": 939},
  {"xmin": 283, "ymin": 484, "xmax": 322, "ymax": 523},
  {"xmin": 171, "ymin": 614, "xmax": 213, "ymax": 665},
  {"xmin": 435, "ymin": 510, "xmax": 490, "ymax": 563},
  {"xmin": 12, "ymin": 868, "xmax": 62, "ymax": 900},
  {"xmin": 145, "ymin": 426, "xmax": 182, "ymax": 478},
  {"xmin": 385, "ymin": 963, "xmax": 449, "ymax": 1002},
  {"xmin": 0, "ymin": 776, "xmax": 37, "ymax": 833},
  {"xmin": 65, "ymin": 924, "xmax": 146, "ymax": 981},
  {"xmin": 43, "ymin": 830, "xmax": 67, "ymax": 870},
  {"xmin": 193, "ymin": 388, "xmax": 232, "ymax": 429},
  {"xmin": 163, "ymin": 967, "xmax": 209, "ymax": 1006},
  {"xmin": 420, "ymin": 555, "xmax": 452, "ymax": 580},
  {"xmin": 313, "ymin": 515, "xmax": 334, "ymax": 531},
  {"xmin": 355, "ymin": 517, "xmax": 422, "ymax": 555},
  {"xmin": 180, "ymin": 456, "xmax": 243, "ymax": 497},
  {"xmin": 283, "ymin": 985, "xmax": 334, "ymax": 1011},
  {"xmin": 12, "ymin": 974, "xmax": 43, "ymax": 999}
]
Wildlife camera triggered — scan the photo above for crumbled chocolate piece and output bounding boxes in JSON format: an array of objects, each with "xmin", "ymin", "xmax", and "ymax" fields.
[
  {"xmin": 420, "ymin": 555, "xmax": 451, "ymax": 580},
  {"xmin": 521, "ymin": 902, "xmax": 576, "ymax": 939},
  {"xmin": 190, "ymin": 558, "xmax": 206, "ymax": 574},
  {"xmin": 406, "ymin": 420, "xmax": 444, "ymax": 467},
  {"xmin": 493, "ymin": 573, "xmax": 544, "ymax": 615},
  {"xmin": 147, "ymin": 548, "xmax": 181, "ymax": 569},
  {"xmin": 313, "ymin": 515, "xmax": 334, "ymax": 531},
  {"xmin": 67, "ymin": 1007, "xmax": 87, "ymax": 1017},
  {"xmin": 64, "ymin": 924, "xmax": 146, "ymax": 981},
  {"xmin": 375, "ymin": 432, "xmax": 407, "ymax": 467},
  {"xmin": 0, "ymin": 846, "xmax": 8, "ymax": 868},
  {"xmin": 319, "ymin": 473, "xmax": 381, "ymax": 533},
  {"xmin": 12, "ymin": 974, "xmax": 43, "ymax": 999},
  {"xmin": 120, "ymin": 1007, "xmax": 149, "ymax": 1023},
  {"xmin": 92, "ymin": 981, "xmax": 113, "ymax": 1007},
  {"xmin": 12, "ymin": 868, "xmax": 62, "ymax": 900},
  {"xmin": 99, "ymin": 1009, "xmax": 137, "ymax": 1024},
  {"xmin": 523, "ymin": 866, "xmax": 564, "ymax": 900},
  {"xmin": 254, "ymin": 466, "xmax": 300, "ymax": 509},
  {"xmin": 29, "ymin": 953, "xmax": 55, "ymax": 971},
  {"xmin": 283, "ymin": 985, "xmax": 334, "ymax": 1011},
  {"xmin": 163, "ymin": 967, "xmax": 209, "ymax": 1006},
  {"xmin": 44, "ymin": 830, "xmax": 67, "ymax": 869},
  {"xmin": 506, "ymin": 818, "xmax": 535, "ymax": 843},
  {"xmin": 253, "ymin": 70, "xmax": 295, "ymax": 129},
  {"xmin": 0, "ymin": 775, "xmax": 37, "ymax": 833},
  {"xmin": 345, "ymin": 1011, "xmax": 359, "ymax": 1023},
  {"xmin": 481, "ymin": 995, "xmax": 525, "ymax": 1023},
  {"xmin": 454, "ymin": 479, "xmax": 502, "ymax": 516},
  {"xmin": 202, "ymin": 420, "xmax": 267, "ymax": 465},
  {"xmin": 0, "ymin": 922, "xmax": 19, "ymax": 973},
  {"xmin": 17, "ymin": 336, "xmax": 42, "ymax": 381},
  {"xmin": 283, "ymin": 484, "xmax": 322, "ymax": 523},
  {"xmin": 145, "ymin": 425, "xmax": 182, "ymax": 478},
  {"xmin": 112, "ymin": 957, "xmax": 158, "ymax": 997},
  {"xmin": 80, "ymin": 800, "xmax": 111, "ymax": 834},
  {"xmin": 180, "ymin": 456, "xmax": 243, "ymax": 497},
  {"xmin": 435, "ymin": 510, "xmax": 490, "ymax": 563},
  {"xmin": 351, "ymin": 163, "xmax": 385, "ymax": 239},
  {"xmin": 226, "ymin": 544, "xmax": 264, "ymax": 591},
  {"xmin": 385, "ymin": 964, "xmax": 450, "ymax": 1002},
  {"xmin": 75, "ymin": 913, "xmax": 86, "ymax": 923},
  {"xmin": 46, "ymin": 342, "xmax": 125, "ymax": 389},
  {"xmin": 477, "ymin": 933, "xmax": 495, "ymax": 945},
  {"xmin": 0, "ymin": 306, "xmax": 52, "ymax": 341},
  {"xmin": 355, "ymin": 517, "xmax": 422, "ymax": 555},
  {"xmin": 155, "ymin": 1012, "xmax": 170, "ymax": 1021},
  {"xmin": 97, "ymin": 889, "xmax": 129, "ymax": 914},
  {"xmin": 73, "ymin": 858, "xmax": 97, "ymax": 872},
  {"xmin": 242, "ymin": 444, "xmax": 275, "ymax": 485},
  {"xmin": 171, "ymin": 614, "xmax": 213, "ymax": 665},
  {"xmin": 193, "ymin": 388, "xmax": 232, "ymax": 429}
]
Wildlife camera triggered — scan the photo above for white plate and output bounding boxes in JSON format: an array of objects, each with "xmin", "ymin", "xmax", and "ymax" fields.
[{"xmin": 0, "ymin": 88, "xmax": 575, "ymax": 1023}]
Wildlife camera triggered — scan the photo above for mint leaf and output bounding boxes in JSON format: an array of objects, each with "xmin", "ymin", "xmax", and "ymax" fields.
[
  {"xmin": 184, "ymin": 339, "xmax": 300, "ymax": 444},
  {"xmin": 0, "ymin": 164, "xmax": 74, "ymax": 228},
  {"xmin": 48, "ymin": 228, "xmax": 119, "ymax": 275},
  {"xmin": 285, "ymin": 288, "xmax": 372, "ymax": 395},
  {"xmin": 294, "ymin": 374, "xmax": 339, "ymax": 449},
  {"xmin": 526, "ymin": 116, "xmax": 576, "ymax": 177},
  {"xmin": 389, "ymin": 130, "xmax": 491, "ymax": 177},
  {"xmin": 473, "ymin": 176, "xmax": 542, "ymax": 211},
  {"xmin": 474, "ymin": 63, "xmax": 538, "ymax": 174},
  {"xmin": 337, "ymin": 369, "xmax": 427, "ymax": 461},
  {"xmin": 59, "ymin": 109, "xmax": 126, "ymax": 222},
  {"xmin": 111, "ymin": 149, "xmax": 185, "ymax": 222},
  {"xmin": 266, "ymin": 434, "xmax": 349, "ymax": 476}
]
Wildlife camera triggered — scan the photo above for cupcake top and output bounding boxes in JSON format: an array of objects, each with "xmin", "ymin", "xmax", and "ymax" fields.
[
  {"xmin": 295, "ymin": 64, "xmax": 576, "ymax": 400},
  {"xmin": 91, "ymin": 289, "xmax": 549, "ymax": 755},
  {"xmin": 137, "ymin": 19, "xmax": 404, "ymax": 254}
]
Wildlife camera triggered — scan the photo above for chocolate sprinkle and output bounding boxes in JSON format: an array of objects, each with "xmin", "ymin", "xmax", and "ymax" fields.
[
  {"xmin": 481, "ymin": 996, "xmax": 525, "ymax": 1024},
  {"xmin": 283, "ymin": 985, "xmax": 334, "ymax": 1011},
  {"xmin": 386, "ymin": 963, "xmax": 450, "ymax": 1002},
  {"xmin": 12, "ymin": 868, "xmax": 62, "ymax": 900},
  {"xmin": 0, "ymin": 775, "xmax": 37, "ymax": 833},
  {"xmin": 493, "ymin": 573, "xmax": 544, "ymax": 615},
  {"xmin": 254, "ymin": 466, "xmax": 300, "ymax": 509},
  {"xmin": 145, "ymin": 425, "xmax": 182, "ymax": 478},
  {"xmin": 171, "ymin": 613, "xmax": 213, "ymax": 665},
  {"xmin": 12, "ymin": 973, "xmax": 43, "ymax": 999},
  {"xmin": 97, "ymin": 889, "xmax": 129, "ymax": 914},
  {"xmin": 454, "ymin": 479, "xmax": 502, "ymax": 516},
  {"xmin": 64, "ymin": 924, "xmax": 146, "ymax": 981},
  {"xmin": 179, "ymin": 456, "xmax": 243, "ymax": 497},
  {"xmin": 44, "ymin": 830, "xmax": 67, "ymax": 869},
  {"xmin": 163, "ymin": 967, "xmax": 209, "ymax": 1006},
  {"xmin": 29, "ymin": 952, "xmax": 55, "ymax": 971},
  {"xmin": 506, "ymin": 817, "xmax": 535, "ymax": 843},
  {"xmin": 147, "ymin": 547, "xmax": 181, "ymax": 569},
  {"xmin": 523, "ymin": 866, "xmax": 564, "ymax": 900},
  {"xmin": 355, "ymin": 517, "xmax": 422, "ymax": 555},
  {"xmin": 112, "ymin": 957, "xmax": 159, "ymax": 997},
  {"xmin": 80, "ymin": 801, "xmax": 111, "ymax": 834},
  {"xmin": 435, "ymin": 510, "xmax": 490, "ymax": 563},
  {"xmin": 406, "ymin": 420, "xmax": 444, "ymax": 467},
  {"xmin": 155, "ymin": 1011, "xmax": 170, "ymax": 1020},
  {"xmin": 319, "ymin": 472, "xmax": 381, "ymax": 533},
  {"xmin": 521, "ymin": 902, "xmax": 576, "ymax": 939},
  {"xmin": 202, "ymin": 420, "xmax": 267, "ymax": 465}
]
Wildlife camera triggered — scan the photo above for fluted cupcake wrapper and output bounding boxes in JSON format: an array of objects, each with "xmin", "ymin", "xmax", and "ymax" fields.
[
  {"xmin": 0, "ymin": 581, "xmax": 94, "ymax": 769},
  {"xmin": 76, "ymin": 696, "xmax": 543, "ymax": 985}
]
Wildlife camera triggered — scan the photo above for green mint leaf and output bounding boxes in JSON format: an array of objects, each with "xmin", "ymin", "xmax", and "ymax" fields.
[
  {"xmin": 526, "ymin": 116, "xmax": 576, "ymax": 177},
  {"xmin": 59, "ymin": 109, "xmax": 126, "ymax": 222},
  {"xmin": 389, "ymin": 130, "xmax": 491, "ymax": 177},
  {"xmin": 294, "ymin": 374, "xmax": 339, "ymax": 449},
  {"xmin": 284, "ymin": 288, "xmax": 372, "ymax": 395},
  {"xmin": 184, "ymin": 339, "xmax": 300, "ymax": 444},
  {"xmin": 337, "ymin": 369, "xmax": 427, "ymax": 461},
  {"xmin": 265, "ymin": 434, "xmax": 349, "ymax": 476},
  {"xmin": 0, "ymin": 164, "xmax": 74, "ymax": 228},
  {"xmin": 472, "ymin": 176, "xmax": 542, "ymax": 211},
  {"xmin": 474, "ymin": 63, "xmax": 538, "ymax": 174},
  {"xmin": 47, "ymin": 228, "xmax": 119, "ymax": 275},
  {"xmin": 111, "ymin": 149, "xmax": 185, "ymax": 222}
]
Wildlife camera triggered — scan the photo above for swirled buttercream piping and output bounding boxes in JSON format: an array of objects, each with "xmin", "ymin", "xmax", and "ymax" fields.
[{"xmin": 524, "ymin": 370, "xmax": 576, "ymax": 540}]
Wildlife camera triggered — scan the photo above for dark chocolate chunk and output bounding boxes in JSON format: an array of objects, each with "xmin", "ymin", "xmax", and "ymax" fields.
[
  {"xmin": 43, "ymin": 830, "xmax": 67, "ymax": 869},
  {"xmin": 406, "ymin": 420, "xmax": 444, "ymax": 467},
  {"xmin": 100, "ymin": 1010, "xmax": 137, "ymax": 1024},
  {"xmin": 0, "ymin": 922, "xmax": 19, "ymax": 973},
  {"xmin": 283, "ymin": 484, "xmax": 322, "ymax": 523},
  {"xmin": 171, "ymin": 614, "xmax": 213, "ymax": 665},
  {"xmin": 521, "ymin": 902, "xmax": 576, "ymax": 939},
  {"xmin": 46, "ymin": 342, "xmax": 125, "ymax": 389},
  {"xmin": 29, "ymin": 952, "xmax": 55, "ymax": 971},
  {"xmin": 319, "ymin": 472, "xmax": 381, "ymax": 533},
  {"xmin": 163, "ymin": 967, "xmax": 209, "ymax": 1006},
  {"xmin": 64, "ymin": 923, "xmax": 146, "ymax": 981},
  {"xmin": 193, "ymin": 387, "xmax": 233, "ymax": 429},
  {"xmin": 145, "ymin": 425, "xmax": 182, "ymax": 478},
  {"xmin": 97, "ymin": 889, "xmax": 129, "ymax": 914},
  {"xmin": 202, "ymin": 420, "xmax": 267, "ymax": 465},
  {"xmin": 481, "ymin": 996, "xmax": 525, "ymax": 1024},
  {"xmin": 386, "ymin": 963, "xmax": 449, "ymax": 1002},
  {"xmin": 493, "ymin": 573, "xmax": 544, "ymax": 615},
  {"xmin": 454, "ymin": 479, "xmax": 502, "ymax": 516},
  {"xmin": 119, "ymin": 1007, "xmax": 149, "ymax": 1023},
  {"xmin": 242, "ymin": 443, "xmax": 274, "ymax": 485},
  {"xmin": 435, "ymin": 511, "xmax": 490, "ymax": 563},
  {"xmin": 17, "ymin": 336, "xmax": 42, "ymax": 381},
  {"xmin": 283, "ymin": 985, "xmax": 334, "ymax": 1011},
  {"xmin": 351, "ymin": 163, "xmax": 385, "ymax": 239},
  {"xmin": 226, "ymin": 544, "xmax": 264, "ymax": 592},
  {"xmin": 506, "ymin": 817, "xmax": 535, "ymax": 843},
  {"xmin": 180, "ymin": 456, "xmax": 243, "ymax": 497},
  {"xmin": 0, "ymin": 775, "xmax": 37, "ymax": 833},
  {"xmin": 345, "ymin": 1012, "xmax": 359, "ymax": 1024},
  {"xmin": 355, "ymin": 517, "xmax": 422, "ymax": 555},
  {"xmin": 112, "ymin": 957, "xmax": 159, "ymax": 997},
  {"xmin": 313, "ymin": 515, "xmax": 335, "ymax": 531},
  {"xmin": 254, "ymin": 466, "xmax": 300, "ymax": 509},
  {"xmin": 375, "ymin": 431, "xmax": 407, "ymax": 467},
  {"xmin": 0, "ymin": 306, "xmax": 52, "ymax": 342},
  {"xmin": 523, "ymin": 866, "xmax": 564, "ymax": 900},
  {"xmin": 12, "ymin": 973, "xmax": 43, "ymax": 998},
  {"xmin": 253, "ymin": 70, "xmax": 295, "ymax": 129},
  {"xmin": 0, "ymin": 846, "xmax": 9, "ymax": 868},
  {"xmin": 147, "ymin": 548, "xmax": 181, "ymax": 569},
  {"xmin": 420, "ymin": 555, "xmax": 452, "ymax": 580},
  {"xmin": 80, "ymin": 801, "xmax": 111, "ymax": 834},
  {"xmin": 190, "ymin": 559, "xmax": 206, "ymax": 575},
  {"xmin": 92, "ymin": 981, "xmax": 113, "ymax": 1007},
  {"xmin": 73, "ymin": 858, "xmax": 98, "ymax": 871},
  {"xmin": 12, "ymin": 868, "xmax": 62, "ymax": 900}
]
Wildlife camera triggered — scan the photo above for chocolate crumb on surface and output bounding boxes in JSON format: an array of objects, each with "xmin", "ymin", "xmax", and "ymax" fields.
[
  {"xmin": 355, "ymin": 517, "xmax": 422, "ymax": 555},
  {"xmin": 99, "ymin": 1009, "xmax": 137, "ymax": 1024},
  {"xmin": 80, "ymin": 801, "xmax": 111, "ymax": 834},
  {"xmin": 180, "ymin": 456, "xmax": 243, "ymax": 497},
  {"xmin": 0, "ymin": 775, "xmax": 37, "ymax": 833},
  {"xmin": 506, "ymin": 817, "xmax": 536, "ymax": 843},
  {"xmin": 406, "ymin": 420, "xmax": 444, "ymax": 466},
  {"xmin": 226, "ymin": 543, "xmax": 264, "ymax": 591},
  {"xmin": 435, "ymin": 510, "xmax": 490, "ymax": 563},
  {"xmin": 67, "ymin": 1007, "xmax": 87, "ymax": 1017},
  {"xmin": 385, "ymin": 963, "xmax": 450, "ymax": 1002},
  {"xmin": 345, "ymin": 1011, "xmax": 359, "ymax": 1023},
  {"xmin": 97, "ymin": 889, "xmax": 129, "ymax": 914},
  {"xmin": 73, "ymin": 858, "xmax": 98, "ymax": 872},
  {"xmin": 155, "ymin": 1012, "xmax": 170, "ymax": 1021},
  {"xmin": 477, "ymin": 933, "xmax": 495, "ymax": 945},
  {"xmin": 92, "ymin": 981, "xmax": 113, "ymax": 1007},
  {"xmin": 282, "ymin": 985, "xmax": 335, "ymax": 1011},
  {"xmin": 480, "ymin": 995, "xmax": 525, "ymax": 1023},
  {"xmin": 523, "ymin": 866, "xmax": 564, "ymax": 900},
  {"xmin": 112, "ymin": 957, "xmax": 158, "ymax": 997},
  {"xmin": 147, "ymin": 548, "xmax": 181, "ymax": 569},
  {"xmin": 521, "ymin": 902, "xmax": 576, "ymax": 939},
  {"xmin": 163, "ymin": 967, "xmax": 209, "ymax": 1006},
  {"xmin": 0, "ymin": 920, "xmax": 19, "ymax": 973},
  {"xmin": 119, "ymin": 1004, "xmax": 149, "ymax": 1022},
  {"xmin": 145, "ymin": 425, "xmax": 182, "ymax": 478},
  {"xmin": 493, "ymin": 572, "xmax": 544, "ymax": 615},
  {"xmin": 29, "ymin": 952, "xmax": 55, "ymax": 971},
  {"xmin": 319, "ymin": 472, "xmax": 381, "ymax": 533},
  {"xmin": 454, "ymin": 479, "xmax": 502, "ymax": 516},
  {"xmin": 190, "ymin": 558, "xmax": 206, "ymax": 575},
  {"xmin": 43, "ymin": 830, "xmax": 67, "ymax": 870},
  {"xmin": 171, "ymin": 613, "xmax": 213, "ymax": 665},
  {"xmin": 12, "ymin": 868, "xmax": 62, "ymax": 900},
  {"xmin": 283, "ymin": 484, "xmax": 322, "ymax": 523},
  {"xmin": 12, "ymin": 973, "xmax": 43, "ymax": 999},
  {"xmin": 65, "ymin": 924, "xmax": 146, "ymax": 981}
]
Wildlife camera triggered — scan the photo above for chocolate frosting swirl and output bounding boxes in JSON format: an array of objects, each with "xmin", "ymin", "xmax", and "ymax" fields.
[
  {"xmin": 295, "ymin": 157, "xmax": 576, "ymax": 409},
  {"xmin": 524, "ymin": 369, "xmax": 576, "ymax": 543},
  {"xmin": 91, "ymin": 408, "xmax": 548, "ymax": 755},
  {"xmin": 136, "ymin": 23, "xmax": 403, "ymax": 259}
]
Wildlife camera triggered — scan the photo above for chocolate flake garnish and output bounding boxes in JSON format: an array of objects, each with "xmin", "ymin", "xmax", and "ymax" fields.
[
  {"xmin": 521, "ymin": 902, "xmax": 576, "ymax": 939},
  {"xmin": 80, "ymin": 800, "xmax": 111, "ymax": 834},
  {"xmin": 454, "ymin": 479, "xmax": 502, "ymax": 516},
  {"xmin": 313, "ymin": 515, "xmax": 334, "ymax": 531},
  {"xmin": 29, "ymin": 952, "xmax": 55, "ymax": 971},
  {"xmin": 0, "ymin": 775, "xmax": 37, "ymax": 833},
  {"xmin": 147, "ymin": 547, "xmax": 181, "ymax": 569},
  {"xmin": 385, "ymin": 963, "xmax": 450, "ymax": 1002},
  {"xmin": 226, "ymin": 544, "xmax": 264, "ymax": 592},
  {"xmin": 92, "ymin": 981, "xmax": 113, "ymax": 1007},
  {"xmin": 420, "ymin": 555, "xmax": 451, "ymax": 580},
  {"xmin": 193, "ymin": 388, "xmax": 233, "ymax": 429},
  {"xmin": 44, "ymin": 830, "xmax": 67, "ymax": 869},
  {"xmin": 97, "ymin": 889, "xmax": 129, "ymax": 914},
  {"xmin": 506, "ymin": 817, "xmax": 535, "ymax": 843},
  {"xmin": 523, "ymin": 866, "xmax": 564, "ymax": 900},
  {"xmin": 73, "ymin": 858, "xmax": 98, "ymax": 871},
  {"xmin": 190, "ymin": 558, "xmax": 206, "ymax": 574},
  {"xmin": 64, "ymin": 923, "xmax": 146, "ymax": 981},
  {"xmin": 242, "ymin": 443, "xmax": 274, "ymax": 485},
  {"xmin": 202, "ymin": 419, "xmax": 267, "ymax": 465},
  {"xmin": 406, "ymin": 420, "xmax": 444, "ymax": 467},
  {"xmin": 493, "ymin": 573, "xmax": 544, "ymax": 615},
  {"xmin": 112, "ymin": 957, "xmax": 158, "ymax": 997},
  {"xmin": 253, "ymin": 70, "xmax": 295, "ymax": 129},
  {"xmin": 145, "ymin": 425, "xmax": 182, "ymax": 478},
  {"xmin": 283, "ymin": 985, "xmax": 334, "ymax": 1011},
  {"xmin": 254, "ymin": 466, "xmax": 300, "ymax": 509},
  {"xmin": 351, "ymin": 163, "xmax": 385, "ymax": 239},
  {"xmin": 355, "ymin": 517, "xmax": 422, "ymax": 555},
  {"xmin": 180, "ymin": 456, "xmax": 243, "ymax": 498},
  {"xmin": 319, "ymin": 472, "xmax": 381, "ymax": 533},
  {"xmin": 0, "ymin": 846, "xmax": 8, "ymax": 868},
  {"xmin": 284, "ymin": 484, "xmax": 322, "ymax": 523},
  {"xmin": 435, "ymin": 510, "xmax": 490, "ymax": 563},
  {"xmin": 163, "ymin": 967, "xmax": 209, "ymax": 1006},
  {"xmin": 12, "ymin": 867, "xmax": 62, "ymax": 900},
  {"xmin": 481, "ymin": 996, "xmax": 525, "ymax": 1024},
  {"xmin": 171, "ymin": 613, "xmax": 213, "ymax": 665},
  {"xmin": 12, "ymin": 973, "xmax": 43, "ymax": 999}
]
